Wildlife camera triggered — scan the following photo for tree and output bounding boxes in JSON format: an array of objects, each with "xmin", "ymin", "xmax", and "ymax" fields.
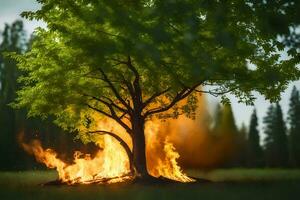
[
  {"xmin": 287, "ymin": 86, "xmax": 300, "ymax": 167},
  {"xmin": 216, "ymin": 104, "xmax": 237, "ymax": 134},
  {"xmin": 12, "ymin": 1, "xmax": 300, "ymax": 179},
  {"xmin": 214, "ymin": 104, "xmax": 243, "ymax": 167},
  {"xmin": 0, "ymin": 20, "xmax": 27, "ymax": 170},
  {"xmin": 0, "ymin": 21, "xmax": 84, "ymax": 170},
  {"xmin": 247, "ymin": 109, "xmax": 263, "ymax": 167},
  {"xmin": 237, "ymin": 123, "xmax": 248, "ymax": 167},
  {"xmin": 212, "ymin": 104, "xmax": 223, "ymax": 134},
  {"xmin": 263, "ymin": 105, "xmax": 274, "ymax": 166},
  {"xmin": 263, "ymin": 103, "xmax": 289, "ymax": 167},
  {"xmin": 211, "ymin": 103, "xmax": 248, "ymax": 167}
]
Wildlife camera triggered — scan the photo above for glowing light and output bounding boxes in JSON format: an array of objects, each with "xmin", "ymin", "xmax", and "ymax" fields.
[{"xmin": 20, "ymin": 117, "xmax": 194, "ymax": 184}]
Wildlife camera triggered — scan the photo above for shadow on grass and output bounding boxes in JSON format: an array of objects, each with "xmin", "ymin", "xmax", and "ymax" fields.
[{"xmin": 1, "ymin": 170, "xmax": 300, "ymax": 200}]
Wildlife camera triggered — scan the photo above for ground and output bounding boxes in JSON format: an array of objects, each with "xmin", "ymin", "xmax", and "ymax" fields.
[{"xmin": 1, "ymin": 169, "xmax": 300, "ymax": 200}]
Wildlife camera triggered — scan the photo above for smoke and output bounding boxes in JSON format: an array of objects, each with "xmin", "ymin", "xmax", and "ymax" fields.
[{"xmin": 146, "ymin": 94, "xmax": 242, "ymax": 169}]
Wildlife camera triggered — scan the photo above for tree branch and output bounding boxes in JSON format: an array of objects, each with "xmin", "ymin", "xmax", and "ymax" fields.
[
  {"xmin": 86, "ymin": 103, "xmax": 132, "ymax": 134},
  {"xmin": 106, "ymin": 102, "xmax": 132, "ymax": 134},
  {"xmin": 119, "ymin": 73, "xmax": 135, "ymax": 102},
  {"xmin": 86, "ymin": 103, "xmax": 113, "ymax": 119},
  {"xmin": 108, "ymin": 56, "xmax": 142, "ymax": 110},
  {"xmin": 127, "ymin": 56, "xmax": 144, "ymax": 113},
  {"xmin": 87, "ymin": 130, "xmax": 133, "ymax": 173},
  {"xmin": 97, "ymin": 67, "xmax": 132, "ymax": 112},
  {"xmin": 82, "ymin": 93, "xmax": 128, "ymax": 114},
  {"xmin": 195, "ymin": 86, "xmax": 239, "ymax": 97},
  {"xmin": 143, "ymin": 82, "xmax": 203, "ymax": 118},
  {"xmin": 142, "ymin": 88, "xmax": 170, "ymax": 108}
]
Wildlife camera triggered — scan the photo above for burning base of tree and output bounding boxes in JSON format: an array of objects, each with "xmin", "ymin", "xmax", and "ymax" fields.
[
  {"xmin": 20, "ymin": 131, "xmax": 196, "ymax": 185},
  {"xmin": 18, "ymin": 99, "xmax": 222, "ymax": 185},
  {"xmin": 42, "ymin": 174, "xmax": 207, "ymax": 186}
]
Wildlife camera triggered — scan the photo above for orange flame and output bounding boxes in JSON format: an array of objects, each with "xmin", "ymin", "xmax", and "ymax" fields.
[
  {"xmin": 151, "ymin": 137, "xmax": 195, "ymax": 182},
  {"xmin": 20, "ymin": 133, "xmax": 131, "ymax": 184},
  {"xmin": 146, "ymin": 121, "xmax": 195, "ymax": 182},
  {"xmin": 20, "ymin": 93, "xmax": 245, "ymax": 184},
  {"xmin": 20, "ymin": 116, "xmax": 195, "ymax": 184},
  {"xmin": 21, "ymin": 94, "xmax": 230, "ymax": 184}
]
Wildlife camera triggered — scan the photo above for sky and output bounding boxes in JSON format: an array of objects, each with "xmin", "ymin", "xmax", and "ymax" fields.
[
  {"xmin": 0, "ymin": 0, "xmax": 44, "ymax": 35},
  {"xmin": 1, "ymin": 0, "xmax": 300, "ymax": 132}
]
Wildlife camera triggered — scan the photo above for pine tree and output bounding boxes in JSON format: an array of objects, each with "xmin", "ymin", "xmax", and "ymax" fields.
[
  {"xmin": 247, "ymin": 109, "xmax": 263, "ymax": 167},
  {"xmin": 263, "ymin": 103, "xmax": 289, "ymax": 167},
  {"xmin": 0, "ymin": 21, "xmax": 89, "ymax": 170},
  {"xmin": 213, "ymin": 104, "xmax": 241, "ymax": 167},
  {"xmin": 0, "ymin": 21, "xmax": 27, "ymax": 170},
  {"xmin": 235, "ymin": 123, "xmax": 248, "ymax": 167},
  {"xmin": 222, "ymin": 104, "xmax": 238, "ymax": 134},
  {"xmin": 287, "ymin": 86, "xmax": 300, "ymax": 167},
  {"xmin": 214, "ymin": 104, "xmax": 237, "ymax": 135},
  {"xmin": 239, "ymin": 123, "xmax": 248, "ymax": 142},
  {"xmin": 274, "ymin": 103, "xmax": 289, "ymax": 167},
  {"xmin": 263, "ymin": 105, "xmax": 275, "ymax": 167},
  {"xmin": 212, "ymin": 104, "xmax": 223, "ymax": 134}
]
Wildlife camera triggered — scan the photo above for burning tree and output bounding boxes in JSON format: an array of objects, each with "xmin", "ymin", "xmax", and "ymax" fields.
[{"xmin": 12, "ymin": 0, "xmax": 300, "ymax": 182}]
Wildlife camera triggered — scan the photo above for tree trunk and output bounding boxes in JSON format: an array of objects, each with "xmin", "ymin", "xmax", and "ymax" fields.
[{"xmin": 132, "ymin": 115, "xmax": 149, "ymax": 178}]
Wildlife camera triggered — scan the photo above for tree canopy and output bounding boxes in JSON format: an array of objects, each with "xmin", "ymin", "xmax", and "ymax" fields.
[{"xmin": 12, "ymin": 0, "xmax": 300, "ymax": 134}]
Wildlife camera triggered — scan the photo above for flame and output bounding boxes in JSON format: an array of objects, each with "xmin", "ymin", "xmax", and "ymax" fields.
[
  {"xmin": 161, "ymin": 139, "xmax": 195, "ymax": 182},
  {"xmin": 20, "ymin": 115, "xmax": 195, "ymax": 184},
  {"xmin": 20, "ymin": 95, "xmax": 221, "ymax": 184},
  {"xmin": 152, "ymin": 137, "xmax": 195, "ymax": 182},
  {"xmin": 146, "ymin": 121, "xmax": 195, "ymax": 182},
  {"xmin": 20, "ymin": 133, "xmax": 131, "ymax": 184},
  {"xmin": 20, "ymin": 93, "xmax": 244, "ymax": 184}
]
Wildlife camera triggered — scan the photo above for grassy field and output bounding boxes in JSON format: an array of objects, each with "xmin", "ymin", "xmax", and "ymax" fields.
[
  {"xmin": 188, "ymin": 168, "xmax": 300, "ymax": 182},
  {"xmin": 1, "ymin": 169, "xmax": 300, "ymax": 200}
]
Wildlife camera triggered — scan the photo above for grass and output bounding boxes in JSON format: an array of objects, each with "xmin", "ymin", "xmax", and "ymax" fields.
[
  {"xmin": 188, "ymin": 168, "xmax": 300, "ymax": 182},
  {"xmin": 1, "ymin": 169, "xmax": 300, "ymax": 200}
]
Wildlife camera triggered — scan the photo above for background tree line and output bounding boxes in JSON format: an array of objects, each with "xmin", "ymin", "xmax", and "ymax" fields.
[
  {"xmin": 0, "ymin": 20, "xmax": 96, "ymax": 170},
  {"xmin": 211, "ymin": 85, "xmax": 300, "ymax": 169},
  {"xmin": 1, "ymin": 20, "xmax": 300, "ymax": 170}
]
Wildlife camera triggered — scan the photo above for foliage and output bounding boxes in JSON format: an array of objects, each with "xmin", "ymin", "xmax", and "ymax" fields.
[
  {"xmin": 247, "ymin": 109, "xmax": 263, "ymax": 167},
  {"xmin": 0, "ymin": 20, "xmax": 91, "ymax": 170},
  {"xmin": 211, "ymin": 103, "xmax": 246, "ymax": 167},
  {"xmin": 217, "ymin": 104, "xmax": 237, "ymax": 134},
  {"xmin": 0, "ymin": 20, "xmax": 28, "ymax": 169},
  {"xmin": 263, "ymin": 103, "xmax": 289, "ymax": 167},
  {"xmin": 288, "ymin": 86, "xmax": 300, "ymax": 167},
  {"xmin": 11, "ymin": 0, "xmax": 300, "ymax": 137}
]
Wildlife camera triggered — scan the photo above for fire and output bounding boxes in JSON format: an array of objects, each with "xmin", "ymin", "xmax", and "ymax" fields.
[
  {"xmin": 146, "ymin": 121, "xmax": 195, "ymax": 182},
  {"xmin": 20, "ymin": 134, "xmax": 131, "ymax": 184},
  {"xmin": 152, "ymin": 138, "xmax": 195, "ymax": 182},
  {"xmin": 20, "ymin": 115, "xmax": 194, "ymax": 184},
  {"xmin": 20, "ymin": 93, "xmax": 242, "ymax": 184}
]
